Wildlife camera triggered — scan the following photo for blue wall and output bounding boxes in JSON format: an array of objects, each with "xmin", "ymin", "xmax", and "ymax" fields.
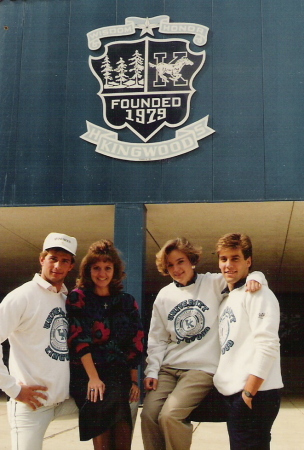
[{"xmin": 1, "ymin": 0, "xmax": 303, "ymax": 206}]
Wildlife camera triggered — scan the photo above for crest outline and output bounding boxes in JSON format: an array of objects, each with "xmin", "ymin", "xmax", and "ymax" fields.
[
  {"xmin": 82, "ymin": 16, "xmax": 215, "ymax": 161},
  {"xmin": 89, "ymin": 37, "xmax": 206, "ymax": 142}
]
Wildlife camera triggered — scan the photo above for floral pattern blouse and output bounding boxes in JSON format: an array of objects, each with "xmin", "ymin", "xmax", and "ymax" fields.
[{"xmin": 67, "ymin": 288, "xmax": 144, "ymax": 369}]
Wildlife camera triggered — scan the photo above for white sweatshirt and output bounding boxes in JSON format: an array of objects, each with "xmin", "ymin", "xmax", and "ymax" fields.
[
  {"xmin": 0, "ymin": 274, "xmax": 70, "ymax": 405},
  {"xmin": 213, "ymin": 283, "xmax": 283, "ymax": 395},
  {"xmin": 145, "ymin": 272, "xmax": 266, "ymax": 379}
]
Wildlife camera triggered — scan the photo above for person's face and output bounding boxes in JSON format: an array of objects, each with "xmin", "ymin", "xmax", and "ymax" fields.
[
  {"xmin": 90, "ymin": 259, "xmax": 114, "ymax": 296},
  {"xmin": 166, "ymin": 249, "xmax": 194, "ymax": 286},
  {"xmin": 218, "ymin": 247, "xmax": 251, "ymax": 289},
  {"xmin": 40, "ymin": 249, "xmax": 74, "ymax": 291}
]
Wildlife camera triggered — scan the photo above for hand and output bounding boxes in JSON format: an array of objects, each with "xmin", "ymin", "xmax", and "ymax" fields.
[
  {"xmin": 246, "ymin": 280, "xmax": 261, "ymax": 293},
  {"xmin": 15, "ymin": 384, "xmax": 48, "ymax": 410},
  {"xmin": 129, "ymin": 382, "xmax": 140, "ymax": 403},
  {"xmin": 242, "ymin": 390, "xmax": 253, "ymax": 409},
  {"xmin": 87, "ymin": 376, "xmax": 105, "ymax": 402},
  {"xmin": 144, "ymin": 377, "xmax": 158, "ymax": 391}
]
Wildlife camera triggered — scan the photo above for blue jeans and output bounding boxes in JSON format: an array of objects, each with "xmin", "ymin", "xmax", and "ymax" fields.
[{"xmin": 224, "ymin": 389, "xmax": 281, "ymax": 450}]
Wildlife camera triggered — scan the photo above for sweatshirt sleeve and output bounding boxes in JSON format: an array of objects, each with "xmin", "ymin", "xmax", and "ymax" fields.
[
  {"xmin": 246, "ymin": 288, "xmax": 281, "ymax": 380},
  {"xmin": 145, "ymin": 296, "xmax": 170, "ymax": 379},
  {"xmin": 0, "ymin": 292, "xmax": 26, "ymax": 399},
  {"xmin": 208, "ymin": 271, "xmax": 268, "ymax": 294},
  {"xmin": 115, "ymin": 294, "xmax": 144, "ymax": 369},
  {"xmin": 247, "ymin": 271, "xmax": 268, "ymax": 286},
  {"xmin": 66, "ymin": 289, "xmax": 91, "ymax": 358}
]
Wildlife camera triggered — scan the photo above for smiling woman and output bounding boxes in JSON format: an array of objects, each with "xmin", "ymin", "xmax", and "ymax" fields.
[
  {"xmin": 90, "ymin": 260, "xmax": 115, "ymax": 296},
  {"xmin": 166, "ymin": 249, "xmax": 196, "ymax": 286},
  {"xmin": 66, "ymin": 239, "xmax": 144, "ymax": 450}
]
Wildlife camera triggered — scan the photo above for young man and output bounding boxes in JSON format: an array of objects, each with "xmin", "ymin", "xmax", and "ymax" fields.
[
  {"xmin": 213, "ymin": 233, "xmax": 283, "ymax": 450},
  {"xmin": 0, "ymin": 232, "xmax": 78, "ymax": 450}
]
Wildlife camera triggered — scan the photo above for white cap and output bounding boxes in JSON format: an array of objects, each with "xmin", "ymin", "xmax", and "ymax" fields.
[{"xmin": 43, "ymin": 232, "xmax": 77, "ymax": 256}]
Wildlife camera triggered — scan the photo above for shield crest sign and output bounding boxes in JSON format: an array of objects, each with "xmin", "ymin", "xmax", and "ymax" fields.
[
  {"xmin": 82, "ymin": 16, "xmax": 215, "ymax": 161},
  {"xmin": 90, "ymin": 37, "xmax": 205, "ymax": 142}
]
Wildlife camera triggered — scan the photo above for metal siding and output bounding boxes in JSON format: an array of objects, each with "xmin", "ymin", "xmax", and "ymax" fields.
[
  {"xmin": 13, "ymin": 1, "xmax": 71, "ymax": 205},
  {"xmin": 262, "ymin": 1, "xmax": 304, "ymax": 200},
  {"xmin": 212, "ymin": 1, "xmax": 265, "ymax": 201},
  {"xmin": 0, "ymin": 3, "xmax": 24, "ymax": 205},
  {"xmin": 0, "ymin": 0, "xmax": 303, "ymax": 205},
  {"xmin": 63, "ymin": 0, "xmax": 118, "ymax": 204}
]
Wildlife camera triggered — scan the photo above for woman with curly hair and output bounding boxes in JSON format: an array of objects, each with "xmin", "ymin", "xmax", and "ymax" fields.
[{"xmin": 66, "ymin": 239, "xmax": 144, "ymax": 450}]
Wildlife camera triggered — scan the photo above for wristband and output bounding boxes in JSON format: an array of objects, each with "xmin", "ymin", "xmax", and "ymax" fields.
[{"xmin": 132, "ymin": 381, "xmax": 138, "ymax": 386}]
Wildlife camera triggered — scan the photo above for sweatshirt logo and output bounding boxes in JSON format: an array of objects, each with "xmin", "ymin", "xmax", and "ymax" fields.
[
  {"xmin": 168, "ymin": 300, "xmax": 210, "ymax": 344},
  {"xmin": 219, "ymin": 306, "xmax": 236, "ymax": 355},
  {"xmin": 43, "ymin": 307, "xmax": 69, "ymax": 361}
]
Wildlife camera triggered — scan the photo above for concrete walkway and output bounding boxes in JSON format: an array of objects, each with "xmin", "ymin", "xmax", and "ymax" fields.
[{"xmin": 1, "ymin": 393, "xmax": 303, "ymax": 449}]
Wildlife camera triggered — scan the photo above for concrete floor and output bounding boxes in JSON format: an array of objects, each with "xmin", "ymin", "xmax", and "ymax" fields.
[{"xmin": 1, "ymin": 393, "xmax": 303, "ymax": 449}]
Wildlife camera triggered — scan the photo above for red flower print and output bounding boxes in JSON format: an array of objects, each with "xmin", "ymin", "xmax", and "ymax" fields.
[
  {"xmin": 73, "ymin": 289, "xmax": 86, "ymax": 308},
  {"xmin": 92, "ymin": 321, "xmax": 110, "ymax": 343},
  {"xmin": 76, "ymin": 342, "xmax": 90, "ymax": 353},
  {"xmin": 133, "ymin": 330, "xmax": 144, "ymax": 352},
  {"xmin": 68, "ymin": 325, "xmax": 82, "ymax": 347}
]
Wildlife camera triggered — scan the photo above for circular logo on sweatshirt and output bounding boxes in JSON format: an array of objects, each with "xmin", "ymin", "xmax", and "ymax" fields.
[
  {"xmin": 219, "ymin": 317, "xmax": 230, "ymax": 347},
  {"xmin": 50, "ymin": 317, "xmax": 68, "ymax": 353},
  {"xmin": 218, "ymin": 307, "xmax": 236, "ymax": 354},
  {"xmin": 174, "ymin": 307, "xmax": 205, "ymax": 340}
]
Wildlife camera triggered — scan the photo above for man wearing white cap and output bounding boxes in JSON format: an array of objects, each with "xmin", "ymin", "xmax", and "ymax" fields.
[{"xmin": 0, "ymin": 233, "xmax": 78, "ymax": 450}]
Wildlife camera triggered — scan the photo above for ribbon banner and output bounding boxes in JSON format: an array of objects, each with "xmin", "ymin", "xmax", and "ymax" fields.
[
  {"xmin": 80, "ymin": 117, "xmax": 215, "ymax": 162},
  {"xmin": 87, "ymin": 15, "xmax": 209, "ymax": 50}
]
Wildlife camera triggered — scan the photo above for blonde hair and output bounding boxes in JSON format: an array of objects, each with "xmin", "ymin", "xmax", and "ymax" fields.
[{"xmin": 156, "ymin": 237, "xmax": 202, "ymax": 276}]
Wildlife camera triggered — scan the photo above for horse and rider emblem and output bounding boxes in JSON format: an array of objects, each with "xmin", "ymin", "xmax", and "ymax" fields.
[
  {"xmin": 149, "ymin": 55, "xmax": 194, "ymax": 84},
  {"xmin": 90, "ymin": 36, "xmax": 205, "ymax": 142}
]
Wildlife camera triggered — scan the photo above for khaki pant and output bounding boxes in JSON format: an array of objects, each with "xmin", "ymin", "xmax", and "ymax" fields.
[{"xmin": 141, "ymin": 366, "xmax": 213, "ymax": 450}]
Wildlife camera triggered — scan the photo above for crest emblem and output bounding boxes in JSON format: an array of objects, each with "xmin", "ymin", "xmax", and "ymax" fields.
[
  {"xmin": 81, "ymin": 16, "xmax": 215, "ymax": 161},
  {"xmin": 90, "ymin": 37, "xmax": 205, "ymax": 142}
]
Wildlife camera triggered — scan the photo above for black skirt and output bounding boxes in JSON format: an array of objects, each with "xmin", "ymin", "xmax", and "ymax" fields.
[{"xmin": 70, "ymin": 363, "xmax": 132, "ymax": 441}]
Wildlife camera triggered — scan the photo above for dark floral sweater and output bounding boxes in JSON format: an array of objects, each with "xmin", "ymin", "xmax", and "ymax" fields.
[{"xmin": 66, "ymin": 288, "xmax": 144, "ymax": 369}]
